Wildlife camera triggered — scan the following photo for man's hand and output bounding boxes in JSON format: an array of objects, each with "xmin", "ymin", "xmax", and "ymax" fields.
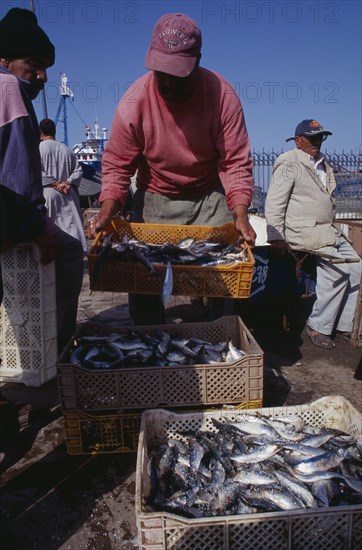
[
  {"xmin": 87, "ymin": 199, "xmax": 121, "ymax": 238},
  {"xmin": 34, "ymin": 218, "xmax": 61, "ymax": 264},
  {"xmin": 269, "ymin": 240, "xmax": 292, "ymax": 256},
  {"xmin": 233, "ymin": 205, "xmax": 256, "ymax": 246},
  {"xmin": 54, "ymin": 181, "xmax": 71, "ymax": 194}
]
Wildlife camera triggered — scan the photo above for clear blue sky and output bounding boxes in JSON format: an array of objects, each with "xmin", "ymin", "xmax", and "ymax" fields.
[{"xmin": 4, "ymin": 0, "xmax": 361, "ymax": 153}]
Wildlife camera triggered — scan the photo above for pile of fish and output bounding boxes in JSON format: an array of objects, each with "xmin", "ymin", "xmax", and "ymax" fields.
[
  {"xmin": 70, "ymin": 331, "xmax": 246, "ymax": 369},
  {"xmin": 147, "ymin": 412, "xmax": 362, "ymax": 518},
  {"xmin": 91, "ymin": 234, "xmax": 248, "ymax": 302},
  {"xmin": 95, "ymin": 234, "xmax": 248, "ymax": 269}
]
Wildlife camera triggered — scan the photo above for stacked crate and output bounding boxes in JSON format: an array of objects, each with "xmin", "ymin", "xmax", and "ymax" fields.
[
  {"xmin": 57, "ymin": 316, "xmax": 263, "ymax": 454},
  {"xmin": 0, "ymin": 244, "xmax": 57, "ymax": 387}
]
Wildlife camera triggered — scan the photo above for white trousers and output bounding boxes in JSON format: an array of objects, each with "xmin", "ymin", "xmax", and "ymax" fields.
[{"xmin": 307, "ymin": 234, "xmax": 361, "ymax": 335}]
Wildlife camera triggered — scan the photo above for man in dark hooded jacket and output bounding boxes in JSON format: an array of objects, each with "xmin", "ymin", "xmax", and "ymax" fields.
[{"xmin": 0, "ymin": 8, "xmax": 83, "ymax": 350}]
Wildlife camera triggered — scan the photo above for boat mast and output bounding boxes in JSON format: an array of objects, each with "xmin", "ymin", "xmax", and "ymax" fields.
[{"xmin": 54, "ymin": 73, "xmax": 74, "ymax": 146}]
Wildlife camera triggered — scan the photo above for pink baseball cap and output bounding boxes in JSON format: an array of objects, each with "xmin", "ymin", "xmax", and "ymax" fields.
[{"xmin": 145, "ymin": 13, "xmax": 202, "ymax": 78}]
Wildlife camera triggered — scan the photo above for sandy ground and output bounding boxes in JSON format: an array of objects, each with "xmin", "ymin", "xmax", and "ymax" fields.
[{"xmin": 0, "ymin": 266, "xmax": 361, "ymax": 549}]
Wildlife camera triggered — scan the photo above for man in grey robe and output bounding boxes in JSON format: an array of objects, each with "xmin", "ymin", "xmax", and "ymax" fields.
[{"xmin": 39, "ymin": 118, "xmax": 87, "ymax": 252}]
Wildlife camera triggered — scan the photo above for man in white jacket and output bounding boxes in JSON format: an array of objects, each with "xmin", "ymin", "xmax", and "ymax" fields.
[{"xmin": 265, "ymin": 119, "xmax": 361, "ymax": 349}]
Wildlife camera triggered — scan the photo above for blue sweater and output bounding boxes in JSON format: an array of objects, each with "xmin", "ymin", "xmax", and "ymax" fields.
[{"xmin": 0, "ymin": 66, "xmax": 46, "ymax": 244}]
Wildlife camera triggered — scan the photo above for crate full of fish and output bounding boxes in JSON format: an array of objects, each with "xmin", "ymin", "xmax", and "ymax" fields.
[
  {"xmin": 57, "ymin": 316, "xmax": 263, "ymax": 412},
  {"xmin": 136, "ymin": 396, "xmax": 362, "ymax": 549},
  {"xmin": 87, "ymin": 220, "xmax": 255, "ymax": 299}
]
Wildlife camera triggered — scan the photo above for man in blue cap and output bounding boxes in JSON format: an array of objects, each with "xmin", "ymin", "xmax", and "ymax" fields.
[{"xmin": 265, "ymin": 119, "xmax": 361, "ymax": 349}]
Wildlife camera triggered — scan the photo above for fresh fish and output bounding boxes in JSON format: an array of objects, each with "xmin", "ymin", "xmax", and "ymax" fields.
[
  {"xmin": 280, "ymin": 443, "xmax": 326, "ymax": 459},
  {"xmin": 290, "ymin": 468, "xmax": 362, "ymax": 493},
  {"xmin": 79, "ymin": 333, "xmax": 120, "ymax": 343},
  {"xmin": 260, "ymin": 416, "xmax": 306, "ymax": 442},
  {"xmin": 162, "ymin": 260, "xmax": 173, "ymax": 306},
  {"xmin": 193, "ymin": 431, "xmax": 234, "ymax": 477},
  {"xmin": 91, "ymin": 245, "xmax": 111, "ymax": 289},
  {"xmin": 156, "ymin": 331, "xmax": 171, "ymax": 355},
  {"xmin": 124, "ymin": 348, "xmax": 154, "ymax": 363},
  {"xmin": 204, "ymin": 342, "xmax": 228, "ymax": 353},
  {"xmin": 166, "ymin": 350, "xmax": 188, "ymax": 364},
  {"xmin": 225, "ymin": 341, "xmax": 246, "ymax": 362},
  {"xmin": 241, "ymin": 487, "xmax": 306, "ymax": 511},
  {"xmin": 189, "ymin": 438, "xmax": 205, "ymax": 471},
  {"xmin": 171, "ymin": 339, "xmax": 199, "ymax": 358},
  {"xmin": 302, "ymin": 433, "xmax": 334, "ymax": 448},
  {"xmin": 274, "ymin": 470, "xmax": 318, "ymax": 508},
  {"xmin": 210, "ymin": 480, "xmax": 243, "ymax": 514},
  {"xmin": 209, "ymin": 458, "xmax": 226, "ymax": 488},
  {"xmin": 153, "ymin": 493, "xmax": 203, "ymax": 518},
  {"xmin": 111, "ymin": 338, "xmax": 149, "ymax": 351},
  {"xmin": 70, "ymin": 346, "xmax": 85, "ymax": 366},
  {"xmin": 234, "ymin": 465, "xmax": 276, "ymax": 486},
  {"xmin": 218, "ymin": 418, "xmax": 276, "ymax": 438},
  {"xmin": 177, "ymin": 237, "xmax": 195, "ymax": 249},
  {"xmin": 293, "ymin": 448, "xmax": 348, "ymax": 474},
  {"xmin": 148, "ymin": 410, "xmax": 362, "ymax": 520},
  {"xmin": 93, "ymin": 234, "xmax": 248, "ymax": 277},
  {"xmin": 231, "ymin": 444, "xmax": 280, "ymax": 464},
  {"xmin": 198, "ymin": 347, "xmax": 224, "ymax": 364},
  {"xmin": 311, "ymin": 479, "xmax": 341, "ymax": 507}
]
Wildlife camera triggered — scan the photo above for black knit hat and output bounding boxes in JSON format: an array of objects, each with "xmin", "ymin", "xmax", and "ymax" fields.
[{"xmin": 0, "ymin": 8, "xmax": 55, "ymax": 65}]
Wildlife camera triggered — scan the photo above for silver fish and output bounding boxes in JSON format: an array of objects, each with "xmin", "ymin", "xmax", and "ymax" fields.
[
  {"xmin": 234, "ymin": 466, "xmax": 276, "ymax": 486},
  {"xmin": 290, "ymin": 468, "xmax": 362, "ymax": 493},
  {"xmin": 274, "ymin": 470, "xmax": 318, "ymax": 508},
  {"xmin": 221, "ymin": 419, "xmax": 276, "ymax": 438},
  {"xmin": 157, "ymin": 331, "xmax": 171, "ymax": 355},
  {"xmin": 162, "ymin": 260, "xmax": 173, "ymax": 306},
  {"xmin": 78, "ymin": 333, "xmax": 120, "ymax": 343},
  {"xmin": 311, "ymin": 479, "xmax": 340, "ymax": 507},
  {"xmin": 171, "ymin": 339, "xmax": 199, "ymax": 358},
  {"xmin": 301, "ymin": 433, "xmax": 334, "ymax": 448},
  {"xmin": 111, "ymin": 338, "xmax": 149, "ymax": 351},
  {"xmin": 231, "ymin": 444, "xmax": 279, "ymax": 464},
  {"xmin": 225, "ymin": 341, "xmax": 246, "ymax": 362},
  {"xmin": 189, "ymin": 438, "xmax": 205, "ymax": 471},
  {"xmin": 166, "ymin": 350, "xmax": 187, "ymax": 364},
  {"xmin": 241, "ymin": 487, "xmax": 306, "ymax": 511},
  {"xmin": 177, "ymin": 237, "xmax": 195, "ymax": 249},
  {"xmin": 293, "ymin": 448, "xmax": 348, "ymax": 474},
  {"xmin": 148, "ymin": 409, "xmax": 362, "ymax": 519}
]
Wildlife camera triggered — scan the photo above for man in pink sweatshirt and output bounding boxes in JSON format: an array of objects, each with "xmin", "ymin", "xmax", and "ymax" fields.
[{"xmin": 93, "ymin": 12, "xmax": 255, "ymax": 324}]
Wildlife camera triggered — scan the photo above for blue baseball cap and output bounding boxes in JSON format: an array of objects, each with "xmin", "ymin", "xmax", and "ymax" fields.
[{"xmin": 286, "ymin": 119, "xmax": 332, "ymax": 142}]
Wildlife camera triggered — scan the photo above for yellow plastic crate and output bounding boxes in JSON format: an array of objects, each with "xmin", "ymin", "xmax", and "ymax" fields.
[
  {"xmin": 87, "ymin": 221, "xmax": 254, "ymax": 298},
  {"xmin": 63, "ymin": 410, "xmax": 142, "ymax": 455},
  {"xmin": 62, "ymin": 401, "xmax": 262, "ymax": 456}
]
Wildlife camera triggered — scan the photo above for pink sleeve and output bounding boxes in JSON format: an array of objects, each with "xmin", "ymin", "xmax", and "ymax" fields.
[
  {"xmin": 216, "ymin": 97, "xmax": 254, "ymax": 210},
  {"xmin": 99, "ymin": 106, "xmax": 142, "ymax": 204}
]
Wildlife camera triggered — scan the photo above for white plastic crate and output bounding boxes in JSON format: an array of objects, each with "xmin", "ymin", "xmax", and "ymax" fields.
[
  {"xmin": 136, "ymin": 396, "xmax": 362, "ymax": 550},
  {"xmin": 0, "ymin": 244, "xmax": 57, "ymax": 387}
]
